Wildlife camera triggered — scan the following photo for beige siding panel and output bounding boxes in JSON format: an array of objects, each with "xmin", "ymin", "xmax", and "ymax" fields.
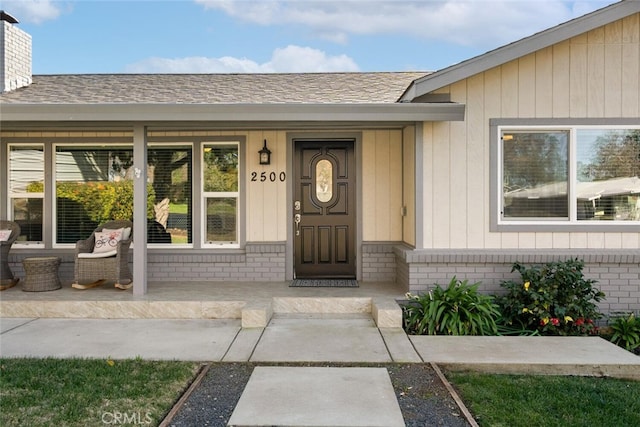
[
  {"xmin": 570, "ymin": 36, "xmax": 588, "ymax": 117},
  {"xmin": 431, "ymin": 123, "xmax": 451, "ymax": 248},
  {"xmin": 535, "ymin": 233, "xmax": 553, "ymax": 249},
  {"xmin": 587, "ymin": 233, "xmax": 605, "ymax": 249},
  {"xmin": 604, "ymin": 233, "xmax": 622, "ymax": 249},
  {"xmin": 245, "ymin": 130, "xmax": 286, "ymax": 242},
  {"xmin": 622, "ymin": 233, "xmax": 640, "ymax": 249},
  {"xmin": 552, "ymin": 232, "xmax": 570, "ymax": 248},
  {"xmin": 518, "ymin": 54, "xmax": 536, "ymax": 117},
  {"xmin": 587, "ymin": 43, "xmax": 605, "ymax": 118},
  {"xmin": 604, "ymin": 42, "xmax": 623, "ymax": 117},
  {"xmin": 362, "ymin": 130, "xmax": 376, "ymax": 241},
  {"xmin": 276, "ymin": 130, "xmax": 288, "ymax": 242},
  {"xmin": 389, "ymin": 130, "xmax": 403, "ymax": 241},
  {"xmin": 621, "ymin": 43, "xmax": 640, "ymax": 117},
  {"xmin": 374, "ymin": 130, "xmax": 391, "ymax": 240},
  {"xmin": 518, "ymin": 232, "xmax": 536, "ymax": 249},
  {"xmin": 360, "ymin": 130, "xmax": 403, "ymax": 242},
  {"xmin": 535, "ymin": 47, "xmax": 554, "ymax": 117},
  {"xmin": 570, "ymin": 232, "xmax": 588, "ymax": 248},
  {"xmin": 402, "ymin": 126, "xmax": 416, "ymax": 246},
  {"xmin": 247, "ymin": 132, "xmax": 266, "ymax": 242},
  {"xmin": 501, "ymin": 232, "xmax": 520, "ymax": 249},
  {"xmin": 501, "ymin": 61, "xmax": 519, "ymax": 117},
  {"xmin": 552, "ymin": 41, "xmax": 571, "ymax": 116},
  {"xmin": 483, "ymin": 67, "xmax": 503, "ymax": 249},
  {"xmin": 466, "ymin": 73, "xmax": 486, "ymax": 248},
  {"xmin": 421, "ymin": 123, "xmax": 434, "ymax": 248},
  {"xmin": 449, "ymin": 81, "xmax": 468, "ymax": 247}
]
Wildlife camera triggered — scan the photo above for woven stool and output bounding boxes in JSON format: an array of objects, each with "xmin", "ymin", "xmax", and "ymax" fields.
[{"xmin": 22, "ymin": 257, "xmax": 62, "ymax": 292}]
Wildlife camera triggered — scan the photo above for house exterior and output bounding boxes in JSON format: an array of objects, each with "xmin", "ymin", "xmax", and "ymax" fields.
[{"xmin": 1, "ymin": 2, "xmax": 638, "ymax": 316}]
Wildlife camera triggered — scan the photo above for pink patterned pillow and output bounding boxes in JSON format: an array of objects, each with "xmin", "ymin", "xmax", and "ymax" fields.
[
  {"xmin": 93, "ymin": 229, "xmax": 123, "ymax": 254},
  {"xmin": 0, "ymin": 230, "xmax": 12, "ymax": 242}
]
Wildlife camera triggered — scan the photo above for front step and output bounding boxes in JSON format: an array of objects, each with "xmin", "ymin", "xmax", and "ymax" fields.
[
  {"xmin": 1, "ymin": 296, "xmax": 404, "ymax": 328},
  {"xmin": 241, "ymin": 297, "xmax": 403, "ymax": 328}
]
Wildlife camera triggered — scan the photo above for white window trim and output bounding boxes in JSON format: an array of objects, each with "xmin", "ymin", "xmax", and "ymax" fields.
[
  {"xmin": 7, "ymin": 143, "xmax": 45, "ymax": 247},
  {"xmin": 490, "ymin": 119, "xmax": 640, "ymax": 232},
  {"xmin": 201, "ymin": 141, "xmax": 241, "ymax": 248}
]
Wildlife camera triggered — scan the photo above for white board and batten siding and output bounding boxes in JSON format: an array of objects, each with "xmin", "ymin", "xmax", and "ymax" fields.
[{"xmin": 420, "ymin": 13, "xmax": 640, "ymax": 251}]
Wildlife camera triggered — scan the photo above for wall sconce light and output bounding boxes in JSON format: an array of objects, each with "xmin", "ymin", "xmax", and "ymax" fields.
[{"xmin": 259, "ymin": 139, "xmax": 272, "ymax": 165}]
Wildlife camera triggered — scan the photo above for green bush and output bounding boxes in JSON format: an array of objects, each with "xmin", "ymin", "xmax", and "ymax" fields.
[
  {"xmin": 608, "ymin": 312, "xmax": 640, "ymax": 353},
  {"xmin": 496, "ymin": 259, "xmax": 605, "ymax": 336},
  {"xmin": 403, "ymin": 277, "xmax": 501, "ymax": 336},
  {"xmin": 28, "ymin": 180, "xmax": 156, "ymax": 224}
]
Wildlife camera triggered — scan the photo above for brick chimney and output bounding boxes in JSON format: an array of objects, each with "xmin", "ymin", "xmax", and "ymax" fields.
[{"xmin": 1, "ymin": 11, "xmax": 32, "ymax": 92}]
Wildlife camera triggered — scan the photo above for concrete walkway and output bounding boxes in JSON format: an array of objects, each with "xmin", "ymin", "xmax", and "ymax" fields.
[
  {"xmin": 2, "ymin": 314, "xmax": 638, "ymax": 376},
  {"xmin": 2, "ymin": 315, "xmax": 639, "ymax": 426}
]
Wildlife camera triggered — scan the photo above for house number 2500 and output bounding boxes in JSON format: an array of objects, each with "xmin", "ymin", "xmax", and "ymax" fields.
[{"xmin": 250, "ymin": 171, "xmax": 286, "ymax": 182}]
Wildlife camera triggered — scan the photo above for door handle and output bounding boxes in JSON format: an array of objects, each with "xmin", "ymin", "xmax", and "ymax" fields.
[{"xmin": 294, "ymin": 214, "xmax": 301, "ymax": 236}]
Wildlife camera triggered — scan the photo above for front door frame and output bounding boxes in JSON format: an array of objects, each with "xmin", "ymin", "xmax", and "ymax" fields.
[{"xmin": 285, "ymin": 132, "xmax": 363, "ymax": 281}]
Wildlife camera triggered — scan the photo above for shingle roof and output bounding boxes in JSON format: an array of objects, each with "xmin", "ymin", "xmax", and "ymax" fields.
[{"xmin": 0, "ymin": 72, "xmax": 428, "ymax": 104}]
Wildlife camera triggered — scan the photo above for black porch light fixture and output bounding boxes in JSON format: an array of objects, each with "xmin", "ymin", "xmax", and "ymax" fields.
[{"xmin": 259, "ymin": 139, "xmax": 272, "ymax": 165}]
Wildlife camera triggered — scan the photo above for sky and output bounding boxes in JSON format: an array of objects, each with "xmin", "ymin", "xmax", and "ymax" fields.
[{"xmin": 3, "ymin": 0, "xmax": 619, "ymax": 75}]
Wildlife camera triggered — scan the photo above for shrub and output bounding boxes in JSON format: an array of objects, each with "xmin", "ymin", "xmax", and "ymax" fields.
[
  {"xmin": 496, "ymin": 259, "xmax": 605, "ymax": 336},
  {"xmin": 403, "ymin": 277, "xmax": 501, "ymax": 336},
  {"xmin": 608, "ymin": 312, "xmax": 640, "ymax": 353}
]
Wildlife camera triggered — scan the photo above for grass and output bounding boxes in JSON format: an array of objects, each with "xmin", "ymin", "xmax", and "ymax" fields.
[
  {"xmin": 448, "ymin": 372, "xmax": 640, "ymax": 427},
  {"xmin": 0, "ymin": 358, "xmax": 199, "ymax": 427}
]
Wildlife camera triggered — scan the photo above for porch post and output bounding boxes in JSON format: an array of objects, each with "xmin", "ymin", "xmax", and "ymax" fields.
[{"xmin": 132, "ymin": 125, "xmax": 148, "ymax": 295}]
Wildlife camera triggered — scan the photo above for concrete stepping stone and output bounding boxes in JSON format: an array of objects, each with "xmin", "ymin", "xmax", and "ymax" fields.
[
  {"xmin": 228, "ymin": 366, "xmax": 405, "ymax": 427},
  {"xmin": 250, "ymin": 314, "xmax": 392, "ymax": 362}
]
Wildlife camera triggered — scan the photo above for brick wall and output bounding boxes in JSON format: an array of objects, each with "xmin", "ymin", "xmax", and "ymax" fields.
[
  {"xmin": 394, "ymin": 246, "xmax": 640, "ymax": 317},
  {"xmin": 1, "ymin": 20, "xmax": 32, "ymax": 92}
]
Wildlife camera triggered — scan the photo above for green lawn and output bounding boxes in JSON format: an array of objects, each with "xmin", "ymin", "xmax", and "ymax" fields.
[
  {"xmin": 448, "ymin": 371, "xmax": 640, "ymax": 427},
  {"xmin": 0, "ymin": 358, "xmax": 199, "ymax": 427}
]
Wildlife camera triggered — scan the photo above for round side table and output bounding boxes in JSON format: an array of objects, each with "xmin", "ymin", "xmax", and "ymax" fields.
[{"xmin": 22, "ymin": 257, "xmax": 62, "ymax": 292}]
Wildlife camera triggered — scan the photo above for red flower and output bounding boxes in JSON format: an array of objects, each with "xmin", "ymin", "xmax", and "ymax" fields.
[
  {"xmin": 550, "ymin": 318, "xmax": 560, "ymax": 326},
  {"xmin": 575, "ymin": 318, "xmax": 585, "ymax": 326}
]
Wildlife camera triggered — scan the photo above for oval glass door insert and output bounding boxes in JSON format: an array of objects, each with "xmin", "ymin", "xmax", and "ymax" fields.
[{"xmin": 316, "ymin": 159, "xmax": 333, "ymax": 202}]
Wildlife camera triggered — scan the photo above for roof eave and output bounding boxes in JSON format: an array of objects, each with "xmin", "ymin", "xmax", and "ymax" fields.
[
  {"xmin": 401, "ymin": 0, "xmax": 640, "ymax": 101},
  {"xmin": 0, "ymin": 102, "xmax": 466, "ymax": 123}
]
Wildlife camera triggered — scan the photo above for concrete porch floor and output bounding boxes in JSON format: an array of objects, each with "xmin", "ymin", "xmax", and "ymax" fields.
[{"xmin": 0, "ymin": 280, "xmax": 406, "ymax": 328}]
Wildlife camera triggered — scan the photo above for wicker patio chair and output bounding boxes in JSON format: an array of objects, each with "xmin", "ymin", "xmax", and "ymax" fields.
[
  {"xmin": 0, "ymin": 220, "xmax": 21, "ymax": 290},
  {"xmin": 72, "ymin": 220, "xmax": 133, "ymax": 290}
]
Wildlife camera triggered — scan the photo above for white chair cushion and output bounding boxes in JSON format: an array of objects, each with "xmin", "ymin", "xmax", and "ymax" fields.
[{"xmin": 78, "ymin": 249, "xmax": 117, "ymax": 258}]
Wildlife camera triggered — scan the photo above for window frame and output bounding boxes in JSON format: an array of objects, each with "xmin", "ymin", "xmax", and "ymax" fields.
[
  {"xmin": 147, "ymin": 142, "xmax": 194, "ymax": 248},
  {"xmin": 201, "ymin": 140, "xmax": 242, "ymax": 248},
  {"xmin": 490, "ymin": 118, "xmax": 640, "ymax": 232},
  {"xmin": 52, "ymin": 142, "xmax": 134, "ymax": 247},
  {"xmin": 7, "ymin": 143, "xmax": 45, "ymax": 247}
]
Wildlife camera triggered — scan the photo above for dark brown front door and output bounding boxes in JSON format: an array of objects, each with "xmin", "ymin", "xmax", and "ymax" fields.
[{"xmin": 293, "ymin": 140, "xmax": 356, "ymax": 278}]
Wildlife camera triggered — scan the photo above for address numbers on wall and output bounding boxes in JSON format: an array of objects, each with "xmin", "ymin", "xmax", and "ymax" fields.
[{"xmin": 250, "ymin": 171, "xmax": 287, "ymax": 182}]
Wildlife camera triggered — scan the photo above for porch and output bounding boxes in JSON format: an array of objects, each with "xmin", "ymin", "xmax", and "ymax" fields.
[{"xmin": 0, "ymin": 280, "xmax": 406, "ymax": 328}]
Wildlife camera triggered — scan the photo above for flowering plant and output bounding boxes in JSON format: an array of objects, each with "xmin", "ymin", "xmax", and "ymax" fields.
[{"xmin": 496, "ymin": 259, "xmax": 604, "ymax": 336}]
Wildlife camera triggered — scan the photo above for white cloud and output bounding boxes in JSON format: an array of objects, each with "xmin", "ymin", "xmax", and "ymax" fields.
[
  {"xmin": 194, "ymin": 0, "xmax": 615, "ymax": 48},
  {"xmin": 124, "ymin": 45, "xmax": 359, "ymax": 73},
  {"xmin": 2, "ymin": 0, "xmax": 62, "ymax": 24}
]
